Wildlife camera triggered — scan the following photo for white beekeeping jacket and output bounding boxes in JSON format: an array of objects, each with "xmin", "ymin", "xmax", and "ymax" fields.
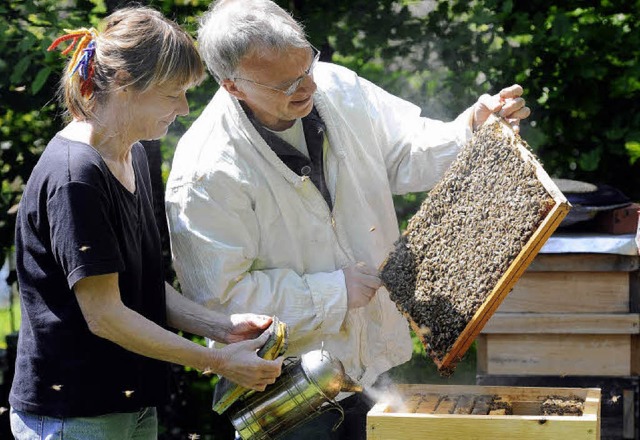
[{"xmin": 165, "ymin": 62, "xmax": 474, "ymax": 390}]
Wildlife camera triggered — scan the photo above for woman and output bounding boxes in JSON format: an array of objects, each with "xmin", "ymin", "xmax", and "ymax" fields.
[{"xmin": 9, "ymin": 7, "xmax": 282, "ymax": 439}]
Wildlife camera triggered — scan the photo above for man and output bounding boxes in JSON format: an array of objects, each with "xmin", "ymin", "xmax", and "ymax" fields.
[{"xmin": 165, "ymin": 0, "xmax": 530, "ymax": 437}]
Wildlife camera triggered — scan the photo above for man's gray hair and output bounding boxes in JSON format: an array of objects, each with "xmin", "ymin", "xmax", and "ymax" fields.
[{"xmin": 198, "ymin": 0, "xmax": 310, "ymax": 82}]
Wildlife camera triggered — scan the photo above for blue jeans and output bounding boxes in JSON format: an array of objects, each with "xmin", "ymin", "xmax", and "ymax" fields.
[{"xmin": 10, "ymin": 407, "xmax": 158, "ymax": 440}]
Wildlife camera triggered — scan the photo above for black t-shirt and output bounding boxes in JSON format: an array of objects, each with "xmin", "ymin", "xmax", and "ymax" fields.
[{"xmin": 10, "ymin": 134, "xmax": 170, "ymax": 417}]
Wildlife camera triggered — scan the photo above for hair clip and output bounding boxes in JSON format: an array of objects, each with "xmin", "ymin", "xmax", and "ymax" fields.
[{"xmin": 48, "ymin": 28, "xmax": 98, "ymax": 97}]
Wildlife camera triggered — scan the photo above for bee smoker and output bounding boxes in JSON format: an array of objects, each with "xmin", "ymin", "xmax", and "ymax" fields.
[{"xmin": 228, "ymin": 349, "xmax": 363, "ymax": 440}]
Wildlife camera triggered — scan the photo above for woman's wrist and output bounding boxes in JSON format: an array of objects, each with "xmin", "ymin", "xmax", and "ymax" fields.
[
  {"xmin": 203, "ymin": 345, "xmax": 224, "ymax": 376},
  {"xmin": 204, "ymin": 309, "xmax": 233, "ymax": 344}
]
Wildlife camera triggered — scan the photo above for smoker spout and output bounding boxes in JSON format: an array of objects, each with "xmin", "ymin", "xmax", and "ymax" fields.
[{"xmin": 340, "ymin": 374, "xmax": 363, "ymax": 393}]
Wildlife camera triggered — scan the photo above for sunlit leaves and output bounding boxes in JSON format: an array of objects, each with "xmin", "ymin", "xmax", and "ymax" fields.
[
  {"xmin": 0, "ymin": 0, "xmax": 98, "ymax": 255},
  {"xmin": 626, "ymin": 141, "xmax": 640, "ymax": 165}
]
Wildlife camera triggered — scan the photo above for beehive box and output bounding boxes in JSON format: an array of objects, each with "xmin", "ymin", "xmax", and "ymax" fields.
[
  {"xmin": 367, "ymin": 384, "xmax": 601, "ymax": 440},
  {"xmin": 380, "ymin": 115, "xmax": 570, "ymax": 373},
  {"xmin": 477, "ymin": 375, "xmax": 639, "ymax": 440},
  {"xmin": 478, "ymin": 253, "xmax": 640, "ymax": 377}
]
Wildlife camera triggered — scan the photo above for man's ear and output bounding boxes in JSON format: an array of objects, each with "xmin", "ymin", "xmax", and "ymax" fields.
[{"xmin": 221, "ymin": 79, "xmax": 245, "ymax": 101}]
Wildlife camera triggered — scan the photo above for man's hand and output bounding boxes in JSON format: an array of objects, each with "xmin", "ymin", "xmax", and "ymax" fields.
[
  {"xmin": 343, "ymin": 262, "xmax": 382, "ymax": 309},
  {"xmin": 473, "ymin": 84, "xmax": 531, "ymax": 133},
  {"xmin": 225, "ymin": 313, "xmax": 273, "ymax": 344},
  {"xmin": 215, "ymin": 330, "xmax": 283, "ymax": 391}
]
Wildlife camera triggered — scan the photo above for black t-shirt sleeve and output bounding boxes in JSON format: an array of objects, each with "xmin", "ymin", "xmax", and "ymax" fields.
[{"xmin": 48, "ymin": 181, "xmax": 124, "ymax": 288}]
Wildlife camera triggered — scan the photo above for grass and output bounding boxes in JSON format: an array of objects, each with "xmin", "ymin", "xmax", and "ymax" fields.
[
  {"xmin": 387, "ymin": 332, "xmax": 477, "ymax": 386},
  {"xmin": 0, "ymin": 292, "xmax": 20, "ymax": 350}
]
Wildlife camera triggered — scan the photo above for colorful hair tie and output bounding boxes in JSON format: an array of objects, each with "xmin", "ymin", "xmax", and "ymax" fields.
[{"xmin": 48, "ymin": 27, "xmax": 98, "ymax": 98}]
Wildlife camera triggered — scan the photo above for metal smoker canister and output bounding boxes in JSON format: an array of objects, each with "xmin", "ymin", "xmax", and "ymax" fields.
[{"xmin": 229, "ymin": 349, "xmax": 362, "ymax": 440}]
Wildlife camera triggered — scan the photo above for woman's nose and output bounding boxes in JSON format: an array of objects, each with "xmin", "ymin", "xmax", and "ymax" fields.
[{"xmin": 177, "ymin": 93, "xmax": 189, "ymax": 116}]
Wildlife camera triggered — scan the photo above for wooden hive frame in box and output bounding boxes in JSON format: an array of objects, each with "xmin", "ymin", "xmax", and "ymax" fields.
[
  {"xmin": 367, "ymin": 384, "xmax": 601, "ymax": 440},
  {"xmin": 380, "ymin": 114, "xmax": 571, "ymax": 372}
]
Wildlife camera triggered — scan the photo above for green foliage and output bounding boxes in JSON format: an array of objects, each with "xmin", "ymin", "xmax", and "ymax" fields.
[
  {"xmin": 316, "ymin": 0, "xmax": 640, "ymax": 227},
  {"xmin": 0, "ymin": 0, "xmax": 103, "ymax": 256},
  {"xmin": 411, "ymin": 1, "xmax": 640, "ymax": 198},
  {"xmin": 627, "ymin": 141, "xmax": 640, "ymax": 165},
  {"xmin": 388, "ymin": 332, "xmax": 476, "ymax": 385},
  {"xmin": 0, "ymin": 301, "xmax": 20, "ymax": 349}
]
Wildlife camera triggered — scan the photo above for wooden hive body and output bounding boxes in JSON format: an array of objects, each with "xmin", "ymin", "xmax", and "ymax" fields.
[
  {"xmin": 380, "ymin": 115, "xmax": 570, "ymax": 372},
  {"xmin": 367, "ymin": 384, "xmax": 601, "ymax": 440}
]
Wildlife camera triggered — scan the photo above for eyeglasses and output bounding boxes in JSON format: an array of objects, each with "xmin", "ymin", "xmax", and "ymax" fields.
[{"xmin": 233, "ymin": 45, "xmax": 320, "ymax": 97}]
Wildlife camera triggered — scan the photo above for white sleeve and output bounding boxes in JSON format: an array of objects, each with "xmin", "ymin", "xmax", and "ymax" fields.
[
  {"xmin": 636, "ymin": 215, "xmax": 640, "ymax": 254},
  {"xmin": 165, "ymin": 174, "xmax": 348, "ymax": 341},
  {"xmin": 357, "ymin": 76, "xmax": 474, "ymax": 195}
]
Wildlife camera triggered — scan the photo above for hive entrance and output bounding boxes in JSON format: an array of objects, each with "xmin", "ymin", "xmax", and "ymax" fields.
[{"xmin": 381, "ymin": 115, "xmax": 570, "ymax": 373}]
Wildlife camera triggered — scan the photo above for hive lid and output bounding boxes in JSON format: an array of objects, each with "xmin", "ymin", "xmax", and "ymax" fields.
[
  {"xmin": 552, "ymin": 178, "xmax": 597, "ymax": 194},
  {"xmin": 380, "ymin": 114, "xmax": 570, "ymax": 374}
]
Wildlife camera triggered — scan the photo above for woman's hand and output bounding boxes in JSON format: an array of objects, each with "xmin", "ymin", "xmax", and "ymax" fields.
[
  {"xmin": 473, "ymin": 84, "xmax": 531, "ymax": 133},
  {"xmin": 225, "ymin": 313, "xmax": 273, "ymax": 344},
  {"xmin": 215, "ymin": 330, "xmax": 283, "ymax": 390}
]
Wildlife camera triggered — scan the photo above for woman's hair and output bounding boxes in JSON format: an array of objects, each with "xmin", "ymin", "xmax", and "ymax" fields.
[
  {"xmin": 197, "ymin": 0, "xmax": 309, "ymax": 82},
  {"xmin": 59, "ymin": 6, "xmax": 205, "ymax": 120}
]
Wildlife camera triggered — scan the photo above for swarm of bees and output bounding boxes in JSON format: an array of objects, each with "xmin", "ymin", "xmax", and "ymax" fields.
[
  {"xmin": 541, "ymin": 395, "xmax": 585, "ymax": 416},
  {"xmin": 381, "ymin": 116, "xmax": 557, "ymax": 370},
  {"xmin": 398, "ymin": 393, "xmax": 584, "ymax": 416}
]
